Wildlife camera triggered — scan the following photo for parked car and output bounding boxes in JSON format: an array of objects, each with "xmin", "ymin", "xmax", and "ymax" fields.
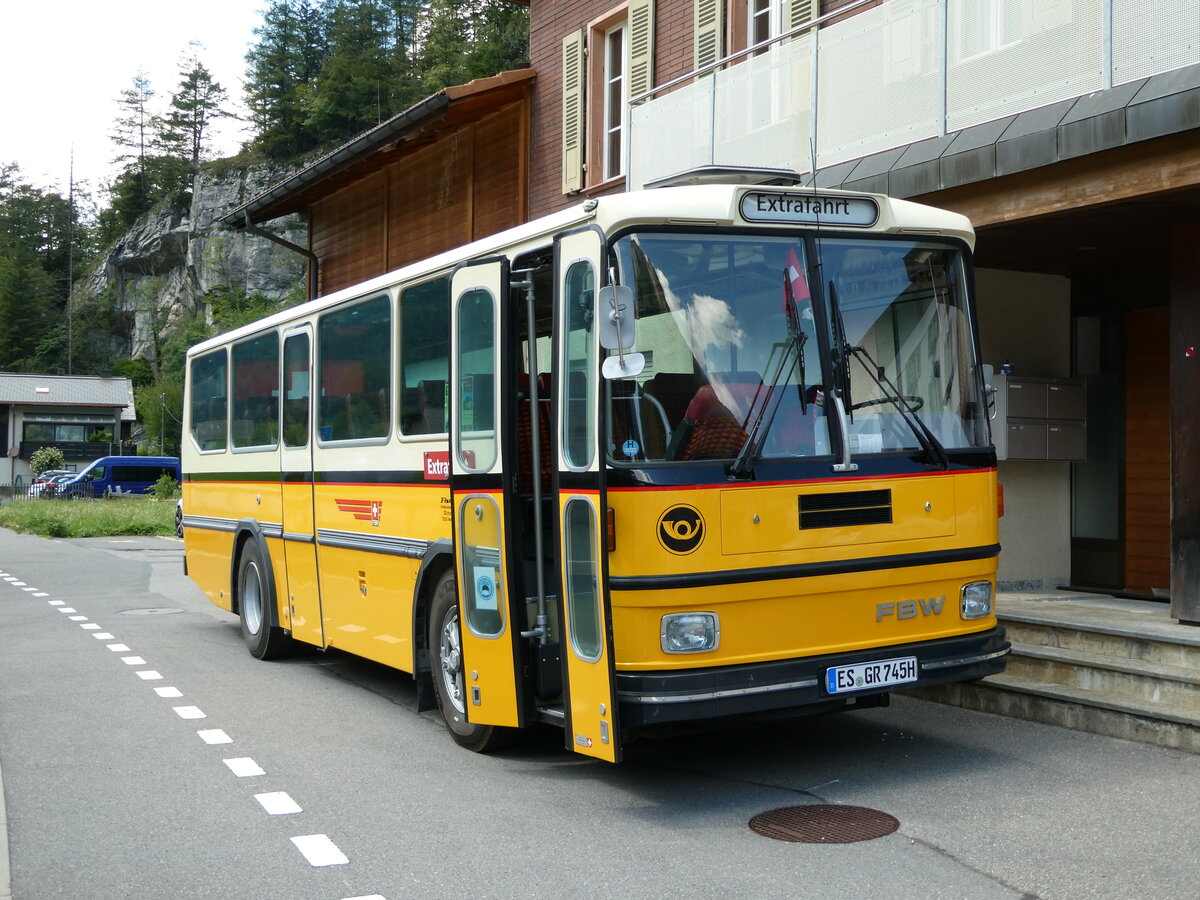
[
  {"xmin": 57, "ymin": 456, "xmax": 181, "ymax": 499},
  {"xmin": 29, "ymin": 471, "xmax": 74, "ymax": 497}
]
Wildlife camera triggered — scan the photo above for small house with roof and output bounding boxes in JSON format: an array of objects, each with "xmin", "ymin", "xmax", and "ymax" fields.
[{"xmin": 0, "ymin": 373, "xmax": 137, "ymax": 483}]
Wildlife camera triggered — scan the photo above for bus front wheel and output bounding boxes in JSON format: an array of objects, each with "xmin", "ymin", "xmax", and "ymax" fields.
[
  {"xmin": 428, "ymin": 570, "xmax": 513, "ymax": 753},
  {"xmin": 238, "ymin": 541, "xmax": 293, "ymax": 661}
]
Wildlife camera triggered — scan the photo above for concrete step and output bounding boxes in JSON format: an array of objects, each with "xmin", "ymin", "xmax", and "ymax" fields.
[
  {"xmin": 1003, "ymin": 618, "xmax": 1200, "ymax": 670},
  {"xmin": 910, "ymin": 592, "xmax": 1200, "ymax": 753},
  {"xmin": 1005, "ymin": 641, "xmax": 1200, "ymax": 709},
  {"xmin": 911, "ymin": 674, "xmax": 1200, "ymax": 754}
]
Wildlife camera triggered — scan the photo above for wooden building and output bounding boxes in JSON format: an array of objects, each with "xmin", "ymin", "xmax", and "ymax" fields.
[{"xmin": 225, "ymin": 69, "xmax": 534, "ymax": 299}]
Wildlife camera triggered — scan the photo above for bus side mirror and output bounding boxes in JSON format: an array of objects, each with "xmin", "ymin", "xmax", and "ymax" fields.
[
  {"xmin": 598, "ymin": 285, "xmax": 635, "ymax": 351},
  {"xmin": 597, "ymin": 284, "xmax": 645, "ymax": 379}
]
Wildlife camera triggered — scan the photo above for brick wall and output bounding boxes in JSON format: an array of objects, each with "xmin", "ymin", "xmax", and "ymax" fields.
[{"xmin": 526, "ymin": 1, "xmax": 883, "ymax": 219}]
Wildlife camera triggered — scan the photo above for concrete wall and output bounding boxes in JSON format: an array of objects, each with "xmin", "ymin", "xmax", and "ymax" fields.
[{"xmin": 975, "ymin": 268, "xmax": 1073, "ymax": 589}]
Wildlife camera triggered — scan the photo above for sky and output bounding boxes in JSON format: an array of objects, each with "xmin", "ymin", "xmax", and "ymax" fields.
[{"xmin": 0, "ymin": 1, "xmax": 266, "ymax": 199}]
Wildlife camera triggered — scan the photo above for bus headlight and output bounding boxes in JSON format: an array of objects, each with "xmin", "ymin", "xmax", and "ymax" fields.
[
  {"xmin": 661, "ymin": 612, "xmax": 720, "ymax": 653},
  {"xmin": 960, "ymin": 582, "xmax": 993, "ymax": 619}
]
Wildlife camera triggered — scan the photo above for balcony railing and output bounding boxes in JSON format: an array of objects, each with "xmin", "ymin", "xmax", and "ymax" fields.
[
  {"xmin": 629, "ymin": 0, "xmax": 1199, "ymax": 190},
  {"xmin": 20, "ymin": 441, "xmax": 139, "ymax": 462}
]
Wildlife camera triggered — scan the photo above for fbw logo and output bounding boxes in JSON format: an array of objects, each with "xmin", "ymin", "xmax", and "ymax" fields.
[{"xmin": 658, "ymin": 504, "xmax": 705, "ymax": 555}]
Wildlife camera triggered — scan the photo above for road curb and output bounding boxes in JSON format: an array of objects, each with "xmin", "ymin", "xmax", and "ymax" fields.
[{"xmin": 0, "ymin": 756, "xmax": 11, "ymax": 899}]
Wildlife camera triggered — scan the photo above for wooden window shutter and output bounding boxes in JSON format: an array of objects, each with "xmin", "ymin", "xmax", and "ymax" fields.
[
  {"xmin": 628, "ymin": 0, "xmax": 656, "ymax": 99},
  {"xmin": 784, "ymin": 0, "xmax": 815, "ymax": 34},
  {"xmin": 562, "ymin": 29, "xmax": 586, "ymax": 193},
  {"xmin": 694, "ymin": 0, "xmax": 725, "ymax": 73}
]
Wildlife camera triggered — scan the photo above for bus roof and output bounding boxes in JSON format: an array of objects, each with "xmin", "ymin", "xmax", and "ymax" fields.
[{"xmin": 188, "ymin": 184, "xmax": 973, "ymax": 357}]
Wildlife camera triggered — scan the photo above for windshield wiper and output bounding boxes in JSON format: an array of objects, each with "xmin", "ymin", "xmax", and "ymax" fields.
[
  {"xmin": 846, "ymin": 342, "xmax": 950, "ymax": 470},
  {"xmin": 728, "ymin": 269, "xmax": 809, "ymax": 478}
]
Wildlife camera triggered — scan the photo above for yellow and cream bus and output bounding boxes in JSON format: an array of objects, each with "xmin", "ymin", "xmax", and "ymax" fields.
[{"xmin": 182, "ymin": 179, "xmax": 1008, "ymax": 763}]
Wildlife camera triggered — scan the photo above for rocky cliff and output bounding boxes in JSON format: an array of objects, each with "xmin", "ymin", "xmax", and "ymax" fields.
[{"xmin": 76, "ymin": 164, "xmax": 307, "ymax": 360}]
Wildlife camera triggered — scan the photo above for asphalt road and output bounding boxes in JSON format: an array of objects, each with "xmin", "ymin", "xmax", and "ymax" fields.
[{"xmin": 0, "ymin": 528, "xmax": 1197, "ymax": 900}]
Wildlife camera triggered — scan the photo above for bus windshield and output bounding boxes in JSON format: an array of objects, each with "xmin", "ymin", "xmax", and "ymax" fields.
[{"xmin": 607, "ymin": 231, "xmax": 988, "ymax": 465}]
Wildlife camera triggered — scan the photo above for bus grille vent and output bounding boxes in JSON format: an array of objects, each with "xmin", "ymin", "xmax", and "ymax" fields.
[{"xmin": 799, "ymin": 489, "xmax": 892, "ymax": 529}]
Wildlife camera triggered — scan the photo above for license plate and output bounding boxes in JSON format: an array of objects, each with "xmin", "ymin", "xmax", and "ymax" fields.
[{"xmin": 826, "ymin": 656, "xmax": 918, "ymax": 694}]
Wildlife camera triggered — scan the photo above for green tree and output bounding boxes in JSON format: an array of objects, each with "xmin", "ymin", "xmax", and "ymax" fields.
[
  {"xmin": 160, "ymin": 47, "xmax": 233, "ymax": 176},
  {"xmin": 0, "ymin": 164, "xmax": 77, "ymax": 371},
  {"xmin": 245, "ymin": 0, "xmax": 330, "ymax": 158},
  {"xmin": 109, "ymin": 71, "xmax": 157, "ymax": 222},
  {"xmin": 303, "ymin": 0, "xmax": 423, "ymax": 146},
  {"xmin": 418, "ymin": 0, "xmax": 529, "ymax": 93}
]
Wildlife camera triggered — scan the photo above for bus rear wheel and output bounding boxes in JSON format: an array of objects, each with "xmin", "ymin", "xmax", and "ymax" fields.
[
  {"xmin": 428, "ymin": 570, "xmax": 514, "ymax": 753},
  {"xmin": 238, "ymin": 540, "xmax": 293, "ymax": 661}
]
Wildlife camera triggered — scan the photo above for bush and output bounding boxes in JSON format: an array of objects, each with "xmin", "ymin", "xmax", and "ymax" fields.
[
  {"xmin": 150, "ymin": 474, "xmax": 180, "ymax": 500},
  {"xmin": 30, "ymin": 446, "xmax": 66, "ymax": 476}
]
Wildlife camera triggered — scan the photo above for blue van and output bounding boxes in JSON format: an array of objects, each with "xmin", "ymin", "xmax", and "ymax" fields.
[{"xmin": 61, "ymin": 456, "xmax": 181, "ymax": 498}]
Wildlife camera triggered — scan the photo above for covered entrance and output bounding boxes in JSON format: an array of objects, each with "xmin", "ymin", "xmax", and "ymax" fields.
[{"xmin": 925, "ymin": 139, "xmax": 1200, "ymax": 621}]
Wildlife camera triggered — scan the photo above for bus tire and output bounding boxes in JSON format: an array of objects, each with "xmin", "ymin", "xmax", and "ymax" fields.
[
  {"xmin": 238, "ymin": 540, "xmax": 293, "ymax": 661},
  {"xmin": 428, "ymin": 570, "xmax": 514, "ymax": 753}
]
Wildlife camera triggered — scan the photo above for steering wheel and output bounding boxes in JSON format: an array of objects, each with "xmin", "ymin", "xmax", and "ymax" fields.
[{"xmin": 851, "ymin": 395, "xmax": 924, "ymax": 412}]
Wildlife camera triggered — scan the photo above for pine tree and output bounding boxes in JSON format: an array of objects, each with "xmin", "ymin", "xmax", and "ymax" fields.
[
  {"xmin": 245, "ymin": 0, "xmax": 329, "ymax": 159},
  {"xmin": 418, "ymin": 0, "xmax": 529, "ymax": 93},
  {"xmin": 109, "ymin": 71, "xmax": 156, "ymax": 219},
  {"xmin": 0, "ymin": 164, "xmax": 73, "ymax": 370},
  {"xmin": 161, "ymin": 47, "xmax": 232, "ymax": 176}
]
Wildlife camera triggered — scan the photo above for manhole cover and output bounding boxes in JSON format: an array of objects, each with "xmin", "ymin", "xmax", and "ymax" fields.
[
  {"xmin": 120, "ymin": 607, "xmax": 184, "ymax": 616},
  {"xmin": 748, "ymin": 805, "xmax": 900, "ymax": 844}
]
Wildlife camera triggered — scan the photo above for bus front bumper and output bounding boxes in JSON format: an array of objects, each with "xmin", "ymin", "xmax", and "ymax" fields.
[{"xmin": 615, "ymin": 625, "xmax": 1009, "ymax": 730}]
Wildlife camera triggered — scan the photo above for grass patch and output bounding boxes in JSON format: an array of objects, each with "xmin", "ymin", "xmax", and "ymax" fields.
[{"xmin": 0, "ymin": 497, "xmax": 176, "ymax": 538}]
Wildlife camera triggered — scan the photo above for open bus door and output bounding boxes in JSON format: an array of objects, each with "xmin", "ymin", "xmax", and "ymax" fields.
[
  {"xmin": 447, "ymin": 257, "xmax": 525, "ymax": 732},
  {"xmin": 554, "ymin": 227, "xmax": 622, "ymax": 763}
]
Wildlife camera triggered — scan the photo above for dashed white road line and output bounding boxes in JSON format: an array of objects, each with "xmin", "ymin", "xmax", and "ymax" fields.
[
  {"xmin": 11, "ymin": 567, "xmax": 375, "ymax": 889},
  {"xmin": 290, "ymin": 834, "xmax": 349, "ymax": 867},
  {"xmin": 223, "ymin": 758, "xmax": 265, "ymax": 778},
  {"xmin": 255, "ymin": 792, "xmax": 302, "ymax": 815}
]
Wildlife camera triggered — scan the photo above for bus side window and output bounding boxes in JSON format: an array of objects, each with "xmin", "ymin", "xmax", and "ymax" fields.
[
  {"xmin": 318, "ymin": 295, "xmax": 392, "ymax": 442},
  {"xmin": 232, "ymin": 333, "xmax": 280, "ymax": 449},
  {"xmin": 189, "ymin": 349, "xmax": 228, "ymax": 451},
  {"xmin": 400, "ymin": 277, "xmax": 450, "ymax": 436},
  {"xmin": 283, "ymin": 333, "xmax": 310, "ymax": 447}
]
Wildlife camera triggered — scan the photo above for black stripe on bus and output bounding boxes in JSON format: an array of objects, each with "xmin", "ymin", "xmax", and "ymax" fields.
[
  {"xmin": 608, "ymin": 544, "xmax": 1001, "ymax": 591},
  {"xmin": 184, "ymin": 470, "xmax": 436, "ymax": 486}
]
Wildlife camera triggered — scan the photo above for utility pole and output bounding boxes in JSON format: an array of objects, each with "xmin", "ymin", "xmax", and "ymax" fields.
[{"xmin": 67, "ymin": 148, "xmax": 74, "ymax": 374}]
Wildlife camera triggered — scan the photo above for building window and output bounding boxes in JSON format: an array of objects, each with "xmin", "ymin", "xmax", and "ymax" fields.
[
  {"xmin": 727, "ymin": 1, "xmax": 815, "ymax": 60},
  {"xmin": 952, "ymin": 0, "xmax": 1022, "ymax": 62},
  {"xmin": 561, "ymin": 1, "xmax": 655, "ymax": 193},
  {"xmin": 602, "ymin": 22, "xmax": 627, "ymax": 181},
  {"xmin": 750, "ymin": 0, "xmax": 777, "ymax": 51}
]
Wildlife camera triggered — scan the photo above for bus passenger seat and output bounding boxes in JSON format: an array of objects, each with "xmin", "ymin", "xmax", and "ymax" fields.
[
  {"xmin": 674, "ymin": 385, "xmax": 750, "ymax": 460},
  {"xmin": 417, "ymin": 380, "xmax": 446, "ymax": 434}
]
